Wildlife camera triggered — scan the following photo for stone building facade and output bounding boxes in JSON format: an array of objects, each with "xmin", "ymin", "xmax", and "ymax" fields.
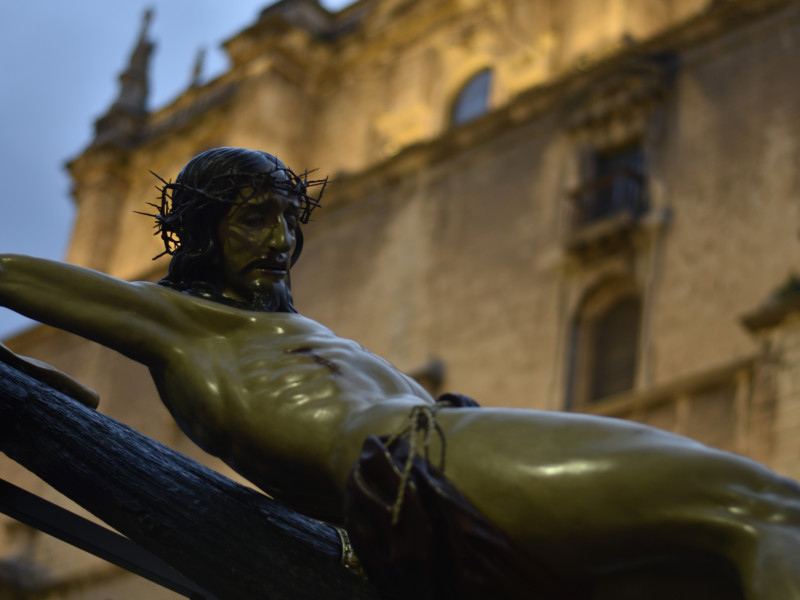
[{"xmin": 2, "ymin": 0, "xmax": 800, "ymax": 596}]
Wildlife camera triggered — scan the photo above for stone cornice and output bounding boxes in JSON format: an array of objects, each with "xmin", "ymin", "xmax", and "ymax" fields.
[
  {"xmin": 580, "ymin": 355, "xmax": 756, "ymax": 418},
  {"xmin": 321, "ymin": 0, "xmax": 800, "ymax": 215},
  {"xmin": 742, "ymin": 290, "xmax": 800, "ymax": 332},
  {"xmin": 144, "ymin": 81, "xmax": 238, "ymax": 143}
]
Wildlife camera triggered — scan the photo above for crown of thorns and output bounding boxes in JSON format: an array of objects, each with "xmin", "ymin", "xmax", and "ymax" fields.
[{"xmin": 142, "ymin": 168, "xmax": 326, "ymax": 259}]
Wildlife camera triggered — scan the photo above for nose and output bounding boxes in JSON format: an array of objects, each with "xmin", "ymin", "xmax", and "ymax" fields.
[{"xmin": 264, "ymin": 215, "xmax": 293, "ymax": 253}]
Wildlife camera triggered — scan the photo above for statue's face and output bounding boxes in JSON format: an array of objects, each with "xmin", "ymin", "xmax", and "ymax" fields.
[{"xmin": 215, "ymin": 188, "xmax": 299, "ymax": 308}]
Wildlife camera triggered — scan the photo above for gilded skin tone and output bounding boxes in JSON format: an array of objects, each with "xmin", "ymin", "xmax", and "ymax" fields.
[{"xmin": 2, "ymin": 159, "xmax": 800, "ymax": 598}]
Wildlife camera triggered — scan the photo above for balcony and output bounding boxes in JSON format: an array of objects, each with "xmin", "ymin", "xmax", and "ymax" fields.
[{"xmin": 564, "ymin": 165, "xmax": 648, "ymax": 257}]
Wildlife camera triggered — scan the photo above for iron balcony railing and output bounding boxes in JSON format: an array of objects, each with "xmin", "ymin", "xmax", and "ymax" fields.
[{"xmin": 569, "ymin": 166, "xmax": 647, "ymax": 229}]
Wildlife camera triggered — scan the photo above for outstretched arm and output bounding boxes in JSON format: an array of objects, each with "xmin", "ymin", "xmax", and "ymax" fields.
[{"xmin": 0, "ymin": 254, "xmax": 196, "ymax": 367}]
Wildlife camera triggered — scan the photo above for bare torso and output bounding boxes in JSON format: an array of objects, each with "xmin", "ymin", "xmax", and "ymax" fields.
[{"xmin": 148, "ymin": 288, "xmax": 433, "ymax": 517}]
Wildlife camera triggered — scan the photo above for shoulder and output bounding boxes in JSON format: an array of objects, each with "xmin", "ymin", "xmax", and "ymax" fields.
[{"xmin": 138, "ymin": 282, "xmax": 332, "ymax": 337}]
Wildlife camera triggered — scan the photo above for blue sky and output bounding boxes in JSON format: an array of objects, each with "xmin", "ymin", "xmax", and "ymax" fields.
[{"xmin": 0, "ymin": 1, "xmax": 355, "ymax": 340}]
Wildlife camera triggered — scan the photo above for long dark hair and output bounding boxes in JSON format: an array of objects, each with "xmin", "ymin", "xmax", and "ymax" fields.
[{"xmin": 145, "ymin": 147, "xmax": 325, "ymax": 310}]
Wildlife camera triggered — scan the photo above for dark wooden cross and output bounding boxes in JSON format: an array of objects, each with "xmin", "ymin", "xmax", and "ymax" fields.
[{"xmin": 0, "ymin": 361, "xmax": 381, "ymax": 600}]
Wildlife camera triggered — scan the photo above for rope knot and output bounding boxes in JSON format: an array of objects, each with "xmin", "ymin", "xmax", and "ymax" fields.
[{"xmin": 386, "ymin": 403, "xmax": 447, "ymax": 525}]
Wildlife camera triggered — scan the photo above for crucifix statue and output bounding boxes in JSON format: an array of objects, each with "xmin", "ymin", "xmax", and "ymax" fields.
[{"xmin": 1, "ymin": 147, "xmax": 799, "ymax": 599}]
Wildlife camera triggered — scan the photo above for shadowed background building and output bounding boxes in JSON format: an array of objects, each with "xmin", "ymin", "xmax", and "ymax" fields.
[{"xmin": 2, "ymin": 0, "xmax": 800, "ymax": 596}]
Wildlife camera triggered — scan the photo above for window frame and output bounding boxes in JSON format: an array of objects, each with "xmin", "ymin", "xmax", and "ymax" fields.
[{"xmin": 567, "ymin": 280, "xmax": 642, "ymax": 409}]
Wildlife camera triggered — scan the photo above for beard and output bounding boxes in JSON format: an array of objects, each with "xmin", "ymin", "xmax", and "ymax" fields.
[
  {"xmin": 162, "ymin": 250, "xmax": 299, "ymax": 313},
  {"xmin": 179, "ymin": 276, "xmax": 297, "ymax": 314},
  {"xmin": 243, "ymin": 281, "xmax": 296, "ymax": 313}
]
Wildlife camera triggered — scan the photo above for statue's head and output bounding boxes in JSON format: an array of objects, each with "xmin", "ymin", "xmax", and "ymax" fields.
[{"xmin": 149, "ymin": 147, "xmax": 324, "ymax": 312}]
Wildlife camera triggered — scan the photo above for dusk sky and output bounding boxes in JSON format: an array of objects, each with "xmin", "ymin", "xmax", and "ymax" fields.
[{"xmin": 0, "ymin": 1, "xmax": 355, "ymax": 339}]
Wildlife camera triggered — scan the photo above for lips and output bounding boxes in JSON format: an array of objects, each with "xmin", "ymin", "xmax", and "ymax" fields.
[{"xmin": 247, "ymin": 257, "xmax": 287, "ymax": 274}]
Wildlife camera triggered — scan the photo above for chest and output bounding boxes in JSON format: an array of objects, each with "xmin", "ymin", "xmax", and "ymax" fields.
[{"xmin": 161, "ymin": 331, "xmax": 403, "ymax": 413}]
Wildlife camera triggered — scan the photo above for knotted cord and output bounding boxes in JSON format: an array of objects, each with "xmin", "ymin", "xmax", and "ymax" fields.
[{"xmin": 386, "ymin": 402, "xmax": 450, "ymax": 525}]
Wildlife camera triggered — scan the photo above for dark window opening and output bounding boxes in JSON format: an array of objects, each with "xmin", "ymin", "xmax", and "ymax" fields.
[
  {"xmin": 451, "ymin": 69, "xmax": 492, "ymax": 126},
  {"xmin": 571, "ymin": 143, "xmax": 647, "ymax": 228},
  {"xmin": 588, "ymin": 296, "xmax": 641, "ymax": 402}
]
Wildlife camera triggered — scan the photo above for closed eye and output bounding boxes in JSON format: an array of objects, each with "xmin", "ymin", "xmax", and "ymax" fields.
[{"xmin": 242, "ymin": 214, "xmax": 264, "ymax": 226}]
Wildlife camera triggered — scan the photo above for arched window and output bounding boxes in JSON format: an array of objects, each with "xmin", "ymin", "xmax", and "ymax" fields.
[
  {"xmin": 588, "ymin": 295, "xmax": 641, "ymax": 401},
  {"xmin": 568, "ymin": 283, "xmax": 642, "ymax": 407},
  {"xmin": 450, "ymin": 68, "xmax": 492, "ymax": 126}
]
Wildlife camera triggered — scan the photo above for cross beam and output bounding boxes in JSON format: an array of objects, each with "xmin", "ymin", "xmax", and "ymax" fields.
[{"xmin": 0, "ymin": 477, "xmax": 213, "ymax": 599}]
